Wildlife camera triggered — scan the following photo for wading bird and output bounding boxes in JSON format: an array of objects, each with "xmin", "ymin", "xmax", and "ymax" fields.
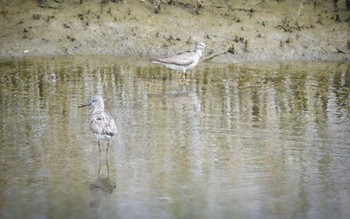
[
  {"xmin": 79, "ymin": 96, "xmax": 118, "ymax": 153},
  {"xmin": 151, "ymin": 42, "xmax": 205, "ymax": 79}
]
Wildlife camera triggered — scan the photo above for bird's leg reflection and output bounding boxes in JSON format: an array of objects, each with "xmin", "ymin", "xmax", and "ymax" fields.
[{"xmin": 89, "ymin": 150, "xmax": 116, "ymax": 215}]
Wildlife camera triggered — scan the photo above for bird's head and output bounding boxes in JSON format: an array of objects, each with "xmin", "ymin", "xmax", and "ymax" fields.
[{"xmin": 79, "ymin": 95, "xmax": 105, "ymax": 111}]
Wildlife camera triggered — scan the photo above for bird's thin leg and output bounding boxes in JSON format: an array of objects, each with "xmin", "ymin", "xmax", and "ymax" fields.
[
  {"xmin": 98, "ymin": 151, "xmax": 102, "ymax": 176},
  {"xmin": 98, "ymin": 140, "xmax": 101, "ymax": 152},
  {"xmin": 106, "ymin": 154, "xmax": 110, "ymax": 178},
  {"xmin": 106, "ymin": 141, "xmax": 110, "ymax": 159},
  {"xmin": 182, "ymin": 70, "xmax": 186, "ymax": 80}
]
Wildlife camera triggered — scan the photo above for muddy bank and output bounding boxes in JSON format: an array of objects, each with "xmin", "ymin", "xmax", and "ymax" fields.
[{"xmin": 0, "ymin": 0, "xmax": 349, "ymax": 62}]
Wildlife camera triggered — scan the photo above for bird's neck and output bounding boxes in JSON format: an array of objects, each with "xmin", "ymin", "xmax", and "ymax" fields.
[
  {"xmin": 93, "ymin": 107, "xmax": 104, "ymax": 114},
  {"xmin": 196, "ymin": 49, "xmax": 203, "ymax": 58}
]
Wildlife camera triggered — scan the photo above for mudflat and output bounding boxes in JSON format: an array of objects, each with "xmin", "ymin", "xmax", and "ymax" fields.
[{"xmin": 0, "ymin": 0, "xmax": 349, "ymax": 62}]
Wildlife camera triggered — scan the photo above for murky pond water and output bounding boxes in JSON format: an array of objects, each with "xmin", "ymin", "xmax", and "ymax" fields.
[{"xmin": 0, "ymin": 56, "xmax": 349, "ymax": 219}]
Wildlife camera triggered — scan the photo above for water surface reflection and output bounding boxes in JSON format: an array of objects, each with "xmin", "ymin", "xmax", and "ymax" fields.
[{"xmin": 0, "ymin": 56, "xmax": 349, "ymax": 219}]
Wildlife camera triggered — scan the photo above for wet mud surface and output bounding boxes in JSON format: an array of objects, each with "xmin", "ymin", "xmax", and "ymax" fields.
[{"xmin": 0, "ymin": 0, "xmax": 349, "ymax": 62}]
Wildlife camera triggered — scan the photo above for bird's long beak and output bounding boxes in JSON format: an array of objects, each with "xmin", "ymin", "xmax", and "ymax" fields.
[{"xmin": 78, "ymin": 102, "xmax": 91, "ymax": 108}]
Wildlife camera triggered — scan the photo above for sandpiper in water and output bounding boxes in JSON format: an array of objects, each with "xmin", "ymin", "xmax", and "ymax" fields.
[
  {"xmin": 79, "ymin": 96, "xmax": 118, "ymax": 152},
  {"xmin": 151, "ymin": 42, "xmax": 205, "ymax": 79}
]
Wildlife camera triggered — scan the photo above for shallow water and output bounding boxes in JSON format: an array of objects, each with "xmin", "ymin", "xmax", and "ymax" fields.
[{"xmin": 0, "ymin": 56, "xmax": 349, "ymax": 219}]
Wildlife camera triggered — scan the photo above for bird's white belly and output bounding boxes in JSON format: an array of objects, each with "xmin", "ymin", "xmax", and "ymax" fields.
[
  {"xmin": 95, "ymin": 133, "xmax": 113, "ymax": 141},
  {"xmin": 165, "ymin": 64, "xmax": 187, "ymax": 71},
  {"xmin": 165, "ymin": 63, "xmax": 197, "ymax": 71}
]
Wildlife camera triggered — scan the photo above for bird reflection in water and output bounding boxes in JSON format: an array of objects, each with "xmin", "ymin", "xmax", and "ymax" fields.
[
  {"xmin": 91, "ymin": 154, "xmax": 115, "ymax": 193},
  {"xmin": 89, "ymin": 153, "xmax": 116, "ymax": 213}
]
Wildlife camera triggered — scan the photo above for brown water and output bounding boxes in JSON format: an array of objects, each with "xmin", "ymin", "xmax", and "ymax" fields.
[{"xmin": 0, "ymin": 56, "xmax": 349, "ymax": 219}]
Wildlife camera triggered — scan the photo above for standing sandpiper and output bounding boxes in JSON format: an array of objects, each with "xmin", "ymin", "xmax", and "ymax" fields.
[
  {"xmin": 151, "ymin": 42, "xmax": 205, "ymax": 79},
  {"xmin": 79, "ymin": 96, "xmax": 118, "ymax": 153}
]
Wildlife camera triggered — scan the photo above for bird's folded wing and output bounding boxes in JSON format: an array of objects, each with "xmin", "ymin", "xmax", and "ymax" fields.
[
  {"xmin": 90, "ymin": 113, "xmax": 117, "ymax": 136},
  {"xmin": 154, "ymin": 52, "xmax": 195, "ymax": 66}
]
